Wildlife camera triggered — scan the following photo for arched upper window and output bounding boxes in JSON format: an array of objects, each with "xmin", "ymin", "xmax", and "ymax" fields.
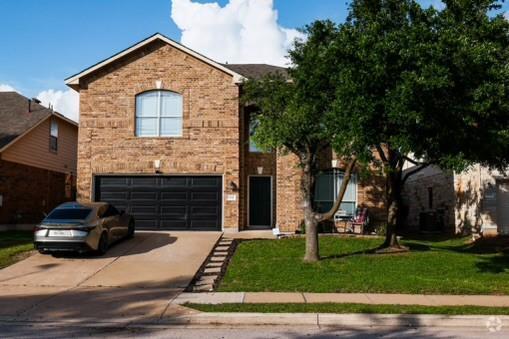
[{"xmin": 135, "ymin": 90, "xmax": 183, "ymax": 137}]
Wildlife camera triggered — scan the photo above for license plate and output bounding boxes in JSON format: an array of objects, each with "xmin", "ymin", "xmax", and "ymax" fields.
[{"xmin": 49, "ymin": 230, "xmax": 72, "ymax": 237}]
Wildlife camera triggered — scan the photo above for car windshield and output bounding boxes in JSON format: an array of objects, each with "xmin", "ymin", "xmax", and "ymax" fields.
[{"xmin": 46, "ymin": 208, "xmax": 92, "ymax": 220}]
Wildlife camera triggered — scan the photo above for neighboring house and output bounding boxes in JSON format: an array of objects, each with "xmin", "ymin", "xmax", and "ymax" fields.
[
  {"xmin": 65, "ymin": 33, "xmax": 386, "ymax": 232},
  {"xmin": 402, "ymin": 164, "xmax": 508, "ymax": 236},
  {"xmin": 0, "ymin": 92, "xmax": 78, "ymax": 225}
]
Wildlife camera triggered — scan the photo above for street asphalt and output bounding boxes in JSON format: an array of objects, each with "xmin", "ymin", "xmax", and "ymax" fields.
[{"xmin": 1, "ymin": 322, "xmax": 508, "ymax": 338}]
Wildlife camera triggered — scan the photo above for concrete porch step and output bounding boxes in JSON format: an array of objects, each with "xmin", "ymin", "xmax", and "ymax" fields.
[
  {"xmin": 209, "ymin": 255, "xmax": 227, "ymax": 262},
  {"xmin": 205, "ymin": 262, "xmax": 223, "ymax": 268},
  {"xmin": 202, "ymin": 267, "xmax": 222, "ymax": 275}
]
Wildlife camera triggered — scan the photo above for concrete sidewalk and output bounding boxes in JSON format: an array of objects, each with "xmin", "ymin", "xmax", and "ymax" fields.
[{"xmin": 174, "ymin": 292, "xmax": 509, "ymax": 307}]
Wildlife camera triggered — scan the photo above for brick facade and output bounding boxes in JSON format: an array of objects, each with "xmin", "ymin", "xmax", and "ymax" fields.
[
  {"xmin": 0, "ymin": 159, "xmax": 74, "ymax": 224},
  {"xmin": 239, "ymin": 107, "xmax": 277, "ymax": 229},
  {"xmin": 77, "ymin": 40, "xmax": 242, "ymax": 230},
  {"xmin": 275, "ymin": 152, "xmax": 305, "ymax": 232},
  {"xmin": 74, "ymin": 36, "xmax": 387, "ymax": 232},
  {"xmin": 275, "ymin": 150, "xmax": 387, "ymax": 232}
]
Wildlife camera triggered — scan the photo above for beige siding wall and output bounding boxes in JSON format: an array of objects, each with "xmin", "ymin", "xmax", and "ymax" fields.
[
  {"xmin": 403, "ymin": 164, "xmax": 506, "ymax": 235},
  {"xmin": 454, "ymin": 165, "xmax": 502, "ymax": 234},
  {"xmin": 1, "ymin": 116, "xmax": 78, "ymax": 174}
]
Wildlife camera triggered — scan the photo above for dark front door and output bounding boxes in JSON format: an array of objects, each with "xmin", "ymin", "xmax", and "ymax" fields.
[
  {"xmin": 94, "ymin": 176, "xmax": 222, "ymax": 231},
  {"xmin": 249, "ymin": 176, "xmax": 272, "ymax": 228}
]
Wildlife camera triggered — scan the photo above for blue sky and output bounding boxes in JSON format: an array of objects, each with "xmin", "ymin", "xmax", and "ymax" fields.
[
  {"xmin": 0, "ymin": 0, "xmax": 507, "ymax": 117},
  {"xmin": 0, "ymin": 0, "xmax": 346, "ymax": 96}
]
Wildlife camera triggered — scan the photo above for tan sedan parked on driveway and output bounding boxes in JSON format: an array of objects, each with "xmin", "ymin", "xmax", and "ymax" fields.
[{"xmin": 34, "ymin": 202, "xmax": 135, "ymax": 254}]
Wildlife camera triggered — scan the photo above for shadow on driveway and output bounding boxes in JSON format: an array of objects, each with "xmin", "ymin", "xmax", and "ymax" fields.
[
  {"xmin": 0, "ymin": 278, "xmax": 196, "ymax": 327},
  {"xmin": 51, "ymin": 231, "xmax": 178, "ymax": 259},
  {"xmin": 0, "ymin": 232, "xmax": 177, "ymax": 286},
  {"xmin": 0, "ymin": 230, "xmax": 222, "ymax": 336}
]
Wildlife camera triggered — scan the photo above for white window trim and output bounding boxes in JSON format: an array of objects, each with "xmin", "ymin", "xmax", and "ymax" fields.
[
  {"xmin": 334, "ymin": 169, "xmax": 357, "ymax": 209},
  {"xmin": 136, "ymin": 90, "xmax": 183, "ymax": 138},
  {"xmin": 49, "ymin": 118, "xmax": 59, "ymax": 152}
]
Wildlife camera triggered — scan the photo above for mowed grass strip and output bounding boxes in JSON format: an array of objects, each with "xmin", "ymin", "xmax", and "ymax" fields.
[
  {"xmin": 218, "ymin": 236, "xmax": 509, "ymax": 294},
  {"xmin": 0, "ymin": 231, "xmax": 34, "ymax": 268},
  {"xmin": 185, "ymin": 302, "xmax": 509, "ymax": 315}
]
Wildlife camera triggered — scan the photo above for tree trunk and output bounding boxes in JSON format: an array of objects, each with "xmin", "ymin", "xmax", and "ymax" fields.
[
  {"xmin": 381, "ymin": 149, "xmax": 407, "ymax": 249},
  {"xmin": 301, "ymin": 153, "xmax": 320, "ymax": 263},
  {"xmin": 376, "ymin": 146, "xmax": 406, "ymax": 250},
  {"xmin": 303, "ymin": 205, "xmax": 320, "ymax": 263},
  {"xmin": 384, "ymin": 170, "xmax": 402, "ymax": 248}
]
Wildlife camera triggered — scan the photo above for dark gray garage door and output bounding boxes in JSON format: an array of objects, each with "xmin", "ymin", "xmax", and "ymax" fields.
[{"xmin": 94, "ymin": 176, "xmax": 222, "ymax": 230}]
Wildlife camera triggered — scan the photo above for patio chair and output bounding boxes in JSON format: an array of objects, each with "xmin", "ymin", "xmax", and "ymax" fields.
[
  {"xmin": 334, "ymin": 212, "xmax": 351, "ymax": 233},
  {"xmin": 349, "ymin": 207, "xmax": 369, "ymax": 234}
]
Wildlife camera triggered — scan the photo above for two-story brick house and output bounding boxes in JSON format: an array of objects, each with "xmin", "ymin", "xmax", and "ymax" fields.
[{"xmin": 66, "ymin": 33, "xmax": 386, "ymax": 232}]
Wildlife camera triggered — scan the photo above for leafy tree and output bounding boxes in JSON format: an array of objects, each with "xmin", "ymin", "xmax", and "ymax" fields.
[
  {"xmin": 243, "ymin": 21, "xmax": 357, "ymax": 262},
  {"xmin": 328, "ymin": 0, "xmax": 509, "ymax": 249}
]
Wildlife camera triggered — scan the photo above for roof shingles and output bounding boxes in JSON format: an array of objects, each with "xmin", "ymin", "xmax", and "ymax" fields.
[
  {"xmin": 222, "ymin": 63, "xmax": 288, "ymax": 80},
  {"xmin": 0, "ymin": 92, "xmax": 55, "ymax": 149}
]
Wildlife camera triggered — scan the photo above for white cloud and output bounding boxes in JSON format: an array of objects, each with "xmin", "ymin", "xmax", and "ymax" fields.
[
  {"xmin": 0, "ymin": 84, "xmax": 17, "ymax": 92},
  {"xmin": 37, "ymin": 89, "xmax": 79, "ymax": 122},
  {"xmin": 1, "ymin": 83, "xmax": 78, "ymax": 122},
  {"xmin": 504, "ymin": 11, "xmax": 509, "ymax": 20},
  {"xmin": 171, "ymin": 0, "xmax": 305, "ymax": 67}
]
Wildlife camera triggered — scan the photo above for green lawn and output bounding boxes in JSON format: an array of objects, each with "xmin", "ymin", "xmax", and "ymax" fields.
[
  {"xmin": 186, "ymin": 303, "xmax": 509, "ymax": 315},
  {"xmin": 0, "ymin": 231, "xmax": 34, "ymax": 269},
  {"xmin": 219, "ymin": 236, "xmax": 509, "ymax": 294}
]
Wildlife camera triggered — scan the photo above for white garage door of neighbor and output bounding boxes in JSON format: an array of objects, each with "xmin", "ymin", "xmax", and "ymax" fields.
[{"xmin": 496, "ymin": 182, "xmax": 509, "ymax": 235}]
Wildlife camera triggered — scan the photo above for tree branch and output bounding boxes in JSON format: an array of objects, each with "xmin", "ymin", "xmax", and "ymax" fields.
[
  {"xmin": 402, "ymin": 164, "xmax": 431, "ymax": 184},
  {"xmin": 375, "ymin": 144, "xmax": 388, "ymax": 164},
  {"xmin": 319, "ymin": 156, "xmax": 357, "ymax": 221},
  {"xmin": 402, "ymin": 155, "xmax": 431, "ymax": 166}
]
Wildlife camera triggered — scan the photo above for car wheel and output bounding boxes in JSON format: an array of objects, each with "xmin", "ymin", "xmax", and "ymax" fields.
[
  {"xmin": 38, "ymin": 249, "xmax": 48, "ymax": 255},
  {"xmin": 97, "ymin": 232, "xmax": 109, "ymax": 255},
  {"xmin": 127, "ymin": 220, "xmax": 135, "ymax": 239}
]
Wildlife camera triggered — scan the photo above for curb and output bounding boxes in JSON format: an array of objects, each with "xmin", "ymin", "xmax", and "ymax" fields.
[
  {"xmin": 1, "ymin": 313, "xmax": 507, "ymax": 330},
  {"xmin": 160, "ymin": 312, "xmax": 509, "ymax": 329}
]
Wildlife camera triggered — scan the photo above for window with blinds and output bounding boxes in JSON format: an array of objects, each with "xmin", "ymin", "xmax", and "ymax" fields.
[
  {"xmin": 135, "ymin": 90, "xmax": 183, "ymax": 137},
  {"xmin": 314, "ymin": 169, "xmax": 357, "ymax": 216}
]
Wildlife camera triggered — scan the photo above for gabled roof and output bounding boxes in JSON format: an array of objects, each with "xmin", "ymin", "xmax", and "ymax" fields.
[
  {"xmin": 0, "ymin": 92, "xmax": 77, "ymax": 152},
  {"xmin": 222, "ymin": 64, "xmax": 289, "ymax": 80},
  {"xmin": 65, "ymin": 33, "xmax": 247, "ymax": 88}
]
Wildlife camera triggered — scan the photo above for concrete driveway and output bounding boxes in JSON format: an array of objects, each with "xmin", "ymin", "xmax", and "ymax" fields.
[{"xmin": 0, "ymin": 231, "xmax": 220, "ymax": 324}]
